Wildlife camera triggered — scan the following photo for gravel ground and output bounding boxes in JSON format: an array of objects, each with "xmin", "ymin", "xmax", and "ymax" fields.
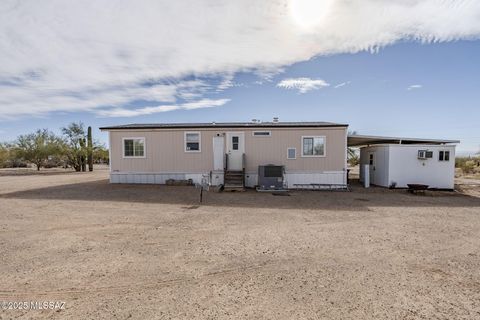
[{"xmin": 0, "ymin": 169, "xmax": 479, "ymax": 319}]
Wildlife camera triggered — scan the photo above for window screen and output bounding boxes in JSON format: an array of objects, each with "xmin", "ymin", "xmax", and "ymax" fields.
[
  {"xmin": 302, "ymin": 137, "xmax": 325, "ymax": 156},
  {"xmin": 287, "ymin": 148, "xmax": 296, "ymax": 159},
  {"xmin": 124, "ymin": 138, "xmax": 144, "ymax": 157},
  {"xmin": 185, "ymin": 133, "xmax": 200, "ymax": 151},
  {"xmin": 444, "ymin": 151, "xmax": 450, "ymax": 161},
  {"xmin": 439, "ymin": 150, "xmax": 450, "ymax": 161},
  {"xmin": 124, "ymin": 139, "xmax": 134, "ymax": 157},
  {"xmin": 134, "ymin": 140, "xmax": 144, "ymax": 156},
  {"xmin": 232, "ymin": 136, "xmax": 239, "ymax": 150}
]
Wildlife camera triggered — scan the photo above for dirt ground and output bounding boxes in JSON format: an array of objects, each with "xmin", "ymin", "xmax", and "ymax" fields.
[{"xmin": 1, "ymin": 168, "xmax": 480, "ymax": 319}]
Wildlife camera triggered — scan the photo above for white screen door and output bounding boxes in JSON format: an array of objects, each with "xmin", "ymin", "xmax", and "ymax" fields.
[
  {"xmin": 212, "ymin": 136, "xmax": 224, "ymax": 171},
  {"xmin": 226, "ymin": 132, "xmax": 245, "ymax": 170}
]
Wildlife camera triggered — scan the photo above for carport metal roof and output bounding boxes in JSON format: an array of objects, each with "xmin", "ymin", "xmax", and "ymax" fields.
[{"xmin": 348, "ymin": 134, "xmax": 460, "ymax": 147}]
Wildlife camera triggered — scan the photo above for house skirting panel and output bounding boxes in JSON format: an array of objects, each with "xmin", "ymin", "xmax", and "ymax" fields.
[
  {"xmin": 110, "ymin": 172, "xmax": 207, "ymax": 185},
  {"xmin": 210, "ymin": 171, "xmax": 224, "ymax": 186},
  {"xmin": 285, "ymin": 171, "xmax": 346, "ymax": 188},
  {"xmin": 110, "ymin": 170, "xmax": 346, "ymax": 188},
  {"xmin": 244, "ymin": 170, "xmax": 346, "ymax": 189}
]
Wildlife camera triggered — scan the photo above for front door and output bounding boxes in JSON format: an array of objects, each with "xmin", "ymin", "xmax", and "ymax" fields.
[
  {"xmin": 368, "ymin": 152, "xmax": 375, "ymax": 185},
  {"xmin": 226, "ymin": 132, "xmax": 245, "ymax": 170}
]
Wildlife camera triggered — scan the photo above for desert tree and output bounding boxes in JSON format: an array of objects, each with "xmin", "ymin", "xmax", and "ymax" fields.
[
  {"xmin": 14, "ymin": 129, "xmax": 62, "ymax": 170},
  {"xmin": 62, "ymin": 123, "xmax": 99, "ymax": 171},
  {"xmin": 61, "ymin": 122, "xmax": 88, "ymax": 172}
]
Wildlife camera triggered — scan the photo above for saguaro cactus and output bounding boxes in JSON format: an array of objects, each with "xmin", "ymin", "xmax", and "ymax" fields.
[
  {"xmin": 80, "ymin": 138, "xmax": 86, "ymax": 172},
  {"xmin": 87, "ymin": 126, "xmax": 93, "ymax": 171}
]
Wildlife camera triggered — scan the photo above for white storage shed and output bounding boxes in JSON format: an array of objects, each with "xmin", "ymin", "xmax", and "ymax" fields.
[{"xmin": 348, "ymin": 135, "xmax": 459, "ymax": 190}]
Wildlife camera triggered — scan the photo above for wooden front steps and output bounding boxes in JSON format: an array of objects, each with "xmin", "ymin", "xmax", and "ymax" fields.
[{"xmin": 224, "ymin": 170, "xmax": 245, "ymax": 191}]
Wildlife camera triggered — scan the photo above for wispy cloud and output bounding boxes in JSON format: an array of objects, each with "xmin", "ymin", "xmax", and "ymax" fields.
[
  {"xmin": 1, "ymin": 1, "xmax": 479, "ymax": 118},
  {"xmin": 407, "ymin": 84, "xmax": 423, "ymax": 90},
  {"xmin": 215, "ymin": 75, "xmax": 244, "ymax": 92},
  {"xmin": 334, "ymin": 81, "xmax": 351, "ymax": 89},
  {"xmin": 96, "ymin": 98, "xmax": 230, "ymax": 118},
  {"xmin": 277, "ymin": 78, "xmax": 330, "ymax": 93}
]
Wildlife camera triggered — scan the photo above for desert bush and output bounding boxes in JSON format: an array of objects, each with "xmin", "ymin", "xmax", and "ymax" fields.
[
  {"xmin": 461, "ymin": 161, "xmax": 476, "ymax": 174},
  {"xmin": 0, "ymin": 143, "xmax": 9, "ymax": 168},
  {"xmin": 93, "ymin": 145, "xmax": 109, "ymax": 164},
  {"xmin": 44, "ymin": 156, "xmax": 66, "ymax": 168},
  {"xmin": 14, "ymin": 129, "xmax": 63, "ymax": 170},
  {"xmin": 456, "ymin": 157, "xmax": 478, "ymax": 174}
]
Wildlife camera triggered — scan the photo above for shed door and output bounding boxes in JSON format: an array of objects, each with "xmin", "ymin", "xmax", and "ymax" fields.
[{"xmin": 226, "ymin": 132, "xmax": 245, "ymax": 171}]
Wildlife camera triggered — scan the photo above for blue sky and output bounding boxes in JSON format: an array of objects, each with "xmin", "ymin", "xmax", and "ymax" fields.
[
  {"xmin": 1, "ymin": 1, "xmax": 479, "ymax": 155},
  {"xmin": 2, "ymin": 40, "xmax": 479, "ymax": 154}
]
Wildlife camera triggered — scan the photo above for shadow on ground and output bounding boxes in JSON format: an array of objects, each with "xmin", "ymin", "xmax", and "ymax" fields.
[{"xmin": 1, "ymin": 179, "xmax": 480, "ymax": 210}]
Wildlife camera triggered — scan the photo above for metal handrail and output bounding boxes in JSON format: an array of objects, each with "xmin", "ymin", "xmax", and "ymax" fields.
[{"xmin": 242, "ymin": 153, "xmax": 246, "ymax": 187}]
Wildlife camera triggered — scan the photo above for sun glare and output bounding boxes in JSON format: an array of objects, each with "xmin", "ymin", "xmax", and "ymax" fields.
[{"xmin": 290, "ymin": 0, "xmax": 332, "ymax": 29}]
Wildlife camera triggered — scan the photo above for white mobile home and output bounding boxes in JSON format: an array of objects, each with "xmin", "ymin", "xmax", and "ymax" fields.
[
  {"xmin": 349, "ymin": 135, "xmax": 459, "ymax": 190},
  {"xmin": 100, "ymin": 122, "xmax": 349, "ymax": 189}
]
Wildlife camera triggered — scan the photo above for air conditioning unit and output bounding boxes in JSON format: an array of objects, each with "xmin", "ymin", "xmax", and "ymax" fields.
[
  {"xmin": 418, "ymin": 150, "xmax": 433, "ymax": 160},
  {"xmin": 258, "ymin": 165, "xmax": 284, "ymax": 190}
]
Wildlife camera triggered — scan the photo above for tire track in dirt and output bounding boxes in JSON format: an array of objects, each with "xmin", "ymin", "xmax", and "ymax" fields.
[{"xmin": 0, "ymin": 261, "xmax": 272, "ymax": 298}]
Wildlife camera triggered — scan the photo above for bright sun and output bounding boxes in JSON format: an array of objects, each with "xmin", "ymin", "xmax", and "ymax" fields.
[{"xmin": 290, "ymin": 0, "xmax": 332, "ymax": 29}]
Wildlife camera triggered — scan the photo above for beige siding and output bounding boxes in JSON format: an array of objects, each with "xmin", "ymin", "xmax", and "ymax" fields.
[
  {"xmin": 109, "ymin": 127, "xmax": 347, "ymax": 173},
  {"xmin": 244, "ymin": 128, "xmax": 346, "ymax": 172}
]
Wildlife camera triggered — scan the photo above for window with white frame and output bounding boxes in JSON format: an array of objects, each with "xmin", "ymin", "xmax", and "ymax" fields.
[
  {"xmin": 185, "ymin": 132, "xmax": 201, "ymax": 152},
  {"xmin": 287, "ymin": 148, "xmax": 296, "ymax": 159},
  {"xmin": 123, "ymin": 138, "xmax": 145, "ymax": 157},
  {"xmin": 253, "ymin": 131, "xmax": 271, "ymax": 137},
  {"xmin": 302, "ymin": 136, "xmax": 325, "ymax": 157},
  {"xmin": 439, "ymin": 150, "xmax": 450, "ymax": 161}
]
